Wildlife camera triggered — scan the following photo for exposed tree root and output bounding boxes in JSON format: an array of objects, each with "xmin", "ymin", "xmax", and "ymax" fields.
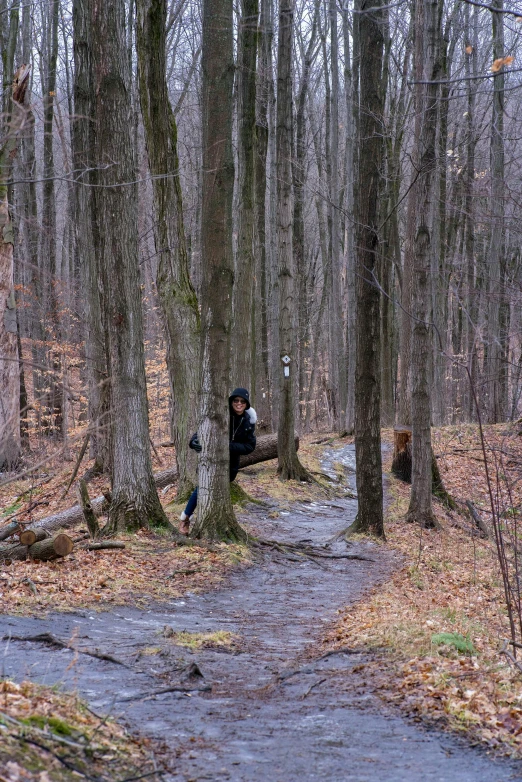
[
  {"xmin": 3, "ymin": 632, "xmax": 128, "ymax": 667},
  {"xmin": 250, "ymin": 536, "xmax": 374, "ymax": 563}
]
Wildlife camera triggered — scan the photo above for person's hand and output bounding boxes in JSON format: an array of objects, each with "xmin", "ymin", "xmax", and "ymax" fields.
[{"xmin": 189, "ymin": 433, "xmax": 202, "ymax": 452}]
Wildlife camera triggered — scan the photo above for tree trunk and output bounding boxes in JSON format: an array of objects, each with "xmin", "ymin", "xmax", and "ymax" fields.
[
  {"xmin": 406, "ymin": 0, "xmax": 442, "ymax": 529},
  {"xmin": 293, "ymin": 2, "xmax": 318, "ymax": 423},
  {"xmin": 328, "ymin": 0, "xmax": 346, "ymax": 432},
  {"xmin": 191, "ymin": 0, "xmax": 246, "ymax": 541},
  {"xmin": 486, "ymin": 0, "xmax": 507, "ymax": 423},
  {"xmin": 342, "ymin": 7, "xmax": 356, "ymax": 435},
  {"xmin": 351, "ymin": 0, "xmax": 385, "ymax": 538},
  {"xmin": 136, "ymin": 0, "xmax": 200, "ymax": 499},
  {"xmin": 89, "ymin": 0, "xmax": 170, "ymax": 534},
  {"xmin": 41, "ymin": 0, "xmax": 62, "ymax": 436},
  {"xmin": 0, "ymin": 64, "xmax": 29, "ymax": 471},
  {"xmin": 254, "ymin": 0, "xmax": 274, "ymax": 430},
  {"xmin": 276, "ymin": 0, "xmax": 309, "ymax": 481},
  {"xmin": 72, "ymin": 0, "xmax": 110, "ymax": 474},
  {"xmin": 232, "ymin": 0, "xmax": 259, "ymax": 390}
]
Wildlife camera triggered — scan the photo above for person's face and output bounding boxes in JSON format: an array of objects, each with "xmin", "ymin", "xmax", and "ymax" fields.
[{"xmin": 232, "ymin": 397, "xmax": 247, "ymax": 414}]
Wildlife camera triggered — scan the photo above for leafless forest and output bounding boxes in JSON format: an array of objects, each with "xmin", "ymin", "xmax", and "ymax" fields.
[{"xmin": 0, "ymin": 0, "xmax": 521, "ymax": 534}]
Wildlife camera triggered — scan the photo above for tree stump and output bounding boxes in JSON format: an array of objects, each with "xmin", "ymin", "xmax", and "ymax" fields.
[
  {"xmin": 78, "ymin": 479, "xmax": 100, "ymax": 539},
  {"xmin": 391, "ymin": 426, "xmax": 412, "ymax": 482}
]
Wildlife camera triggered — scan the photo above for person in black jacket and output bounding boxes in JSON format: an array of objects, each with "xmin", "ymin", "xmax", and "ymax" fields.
[{"xmin": 179, "ymin": 387, "xmax": 256, "ymax": 534}]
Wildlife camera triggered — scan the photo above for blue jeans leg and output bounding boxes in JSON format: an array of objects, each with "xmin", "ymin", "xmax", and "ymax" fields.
[{"xmin": 184, "ymin": 488, "xmax": 198, "ymax": 518}]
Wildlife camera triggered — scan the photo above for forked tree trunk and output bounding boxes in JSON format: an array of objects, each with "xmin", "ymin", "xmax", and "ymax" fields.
[
  {"xmin": 136, "ymin": 0, "xmax": 200, "ymax": 499},
  {"xmin": 191, "ymin": 0, "xmax": 246, "ymax": 542},
  {"xmin": 89, "ymin": 0, "xmax": 170, "ymax": 534},
  {"xmin": 276, "ymin": 0, "xmax": 309, "ymax": 481},
  {"xmin": 0, "ymin": 64, "xmax": 30, "ymax": 471}
]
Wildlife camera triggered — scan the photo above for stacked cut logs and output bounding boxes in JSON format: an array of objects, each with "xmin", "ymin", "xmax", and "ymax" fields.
[{"xmin": 0, "ymin": 527, "xmax": 74, "ymax": 562}]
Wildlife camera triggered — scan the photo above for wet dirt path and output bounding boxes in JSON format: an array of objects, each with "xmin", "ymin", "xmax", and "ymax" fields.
[{"xmin": 2, "ymin": 445, "xmax": 521, "ymax": 780}]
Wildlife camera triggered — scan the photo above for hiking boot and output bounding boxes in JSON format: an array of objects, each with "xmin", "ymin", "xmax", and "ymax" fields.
[{"xmin": 179, "ymin": 511, "xmax": 190, "ymax": 535}]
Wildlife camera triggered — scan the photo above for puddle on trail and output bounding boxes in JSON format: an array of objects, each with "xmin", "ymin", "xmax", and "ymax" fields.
[{"xmin": 2, "ymin": 445, "xmax": 521, "ymax": 781}]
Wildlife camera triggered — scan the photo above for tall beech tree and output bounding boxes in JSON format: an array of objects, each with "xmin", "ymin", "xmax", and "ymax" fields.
[
  {"xmin": 350, "ymin": 0, "xmax": 385, "ymax": 537},
  {"xmin": 191, "ymin": 0, "xmax": 247, "ymax": 541},
  {"xmin": 136, "ymin": 0, "xmax": 200, "ymax": 499},
  {"xmin": 88, "ymin": 0, "xmax": 170, "ymax": 534}
]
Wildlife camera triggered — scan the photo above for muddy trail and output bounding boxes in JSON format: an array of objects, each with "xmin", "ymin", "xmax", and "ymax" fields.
[{"xmin": 2, "ymin": 445, "xmax": 521, "ymax": 781}]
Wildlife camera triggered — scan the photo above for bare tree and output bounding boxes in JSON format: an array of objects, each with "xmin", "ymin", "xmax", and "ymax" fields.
[
  {"xmin": 276, "ymin": 0, "xmax": 309, "ymax": 480},
  {"xmin": 0, "ymin": 61, "xmax": 29, "ymax": 471},
  {"xmin": 88, "ymin": 0, "xmax": 170, "ymax": 534},
  {"xmin": 350, "ymin": 0, "xmax": 385, "ymax": 538},
  {"xmin": 406, "ymin": 0, "xmax": 442, "ymax": 529},
  {"xmin": 232, "ymin": 0, "xmax": 259, "ymax": 390},
  {"xmin": 136, "ymin": 0, "xmax": 200, "ymax": 499},
  {"xmin": 191, "ymin": 0, "xmax": 247, "ymax": 541},
  {"xmin": 72, "ymin": 0, "xmax": 110, "ymax": 475}
]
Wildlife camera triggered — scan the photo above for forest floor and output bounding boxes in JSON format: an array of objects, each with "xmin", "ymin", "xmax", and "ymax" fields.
[{"xmin": 0, "ymin": 429, "xmax": 522, "ymax": 779}]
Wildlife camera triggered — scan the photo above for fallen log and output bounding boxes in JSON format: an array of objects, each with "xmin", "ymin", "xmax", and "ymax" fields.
[
  {"xmin": 239, "ymin": 433, "xmax": 299, "ymax": 468},
  {"xmin": 19, "ymin": 528, "xmax": 49, "ymax": 546},
  {"xmin": 0, "ymin": 529, "xmax": 50, "ymax": 560},
  {"xmin": 0, "ymin": 521, "xmax": 20, "ymax": 541},
  {"xmin": 20, "ymin": 433, "xmax": 299, "ymax": 535},
  {"xmin": 0, "ymin": 533, "xmax": 74, "ymax": 562},
  {"xmin": 85, "ymin": 541, "xmax": 125, "ymax": 551},
  {"xmin": 29, "ymin": 534, "xmax": 74, "ymax": 561}
]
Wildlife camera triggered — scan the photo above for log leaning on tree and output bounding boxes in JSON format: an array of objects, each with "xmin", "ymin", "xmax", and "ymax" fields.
[
  {"xmin": 2, "ymin": 433, "xmax": 299, "ymax": 536},
  {"xmin": 239, "ymin": 433, "xmax": 299, "ymax": 468}
]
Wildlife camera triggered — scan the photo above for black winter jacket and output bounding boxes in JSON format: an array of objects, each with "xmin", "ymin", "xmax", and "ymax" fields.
[{"xmin": 189, "ymin": 408, "xmax": 257, "ymax": 480}]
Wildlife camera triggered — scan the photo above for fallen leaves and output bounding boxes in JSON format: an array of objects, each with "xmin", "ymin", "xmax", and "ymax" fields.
[
  {"xmin": 325, "ymin": 424, "xmax": 522, "ymax": 759},
  {"xmin": 0, "ymin": 678, "xmax": 156, "ymax": 781},
  {"xmin": 0, "ymin": 535, "xmax": 248, "ymax": 615}
]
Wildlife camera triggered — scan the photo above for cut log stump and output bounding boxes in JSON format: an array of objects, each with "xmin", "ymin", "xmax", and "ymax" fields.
[
  {"xmin": 0, "ymin": 534, "xmax": 74, "ymax": 562},
  {"xmin": 29, "ymin": 534, "xmax": 74, "ymax": 561},
  {"xmin": 19, "ymin": 528, "xmax": 49, "ymax": 546},
  {"xmin": 391, "ymin": 426, "xmax": 412, "ymax": 483}
]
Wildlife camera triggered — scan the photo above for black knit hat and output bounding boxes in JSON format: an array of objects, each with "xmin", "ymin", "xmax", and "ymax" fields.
[{"xmin": 229, "ymin": 387, "xmax": 250, "ymax": 409}]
